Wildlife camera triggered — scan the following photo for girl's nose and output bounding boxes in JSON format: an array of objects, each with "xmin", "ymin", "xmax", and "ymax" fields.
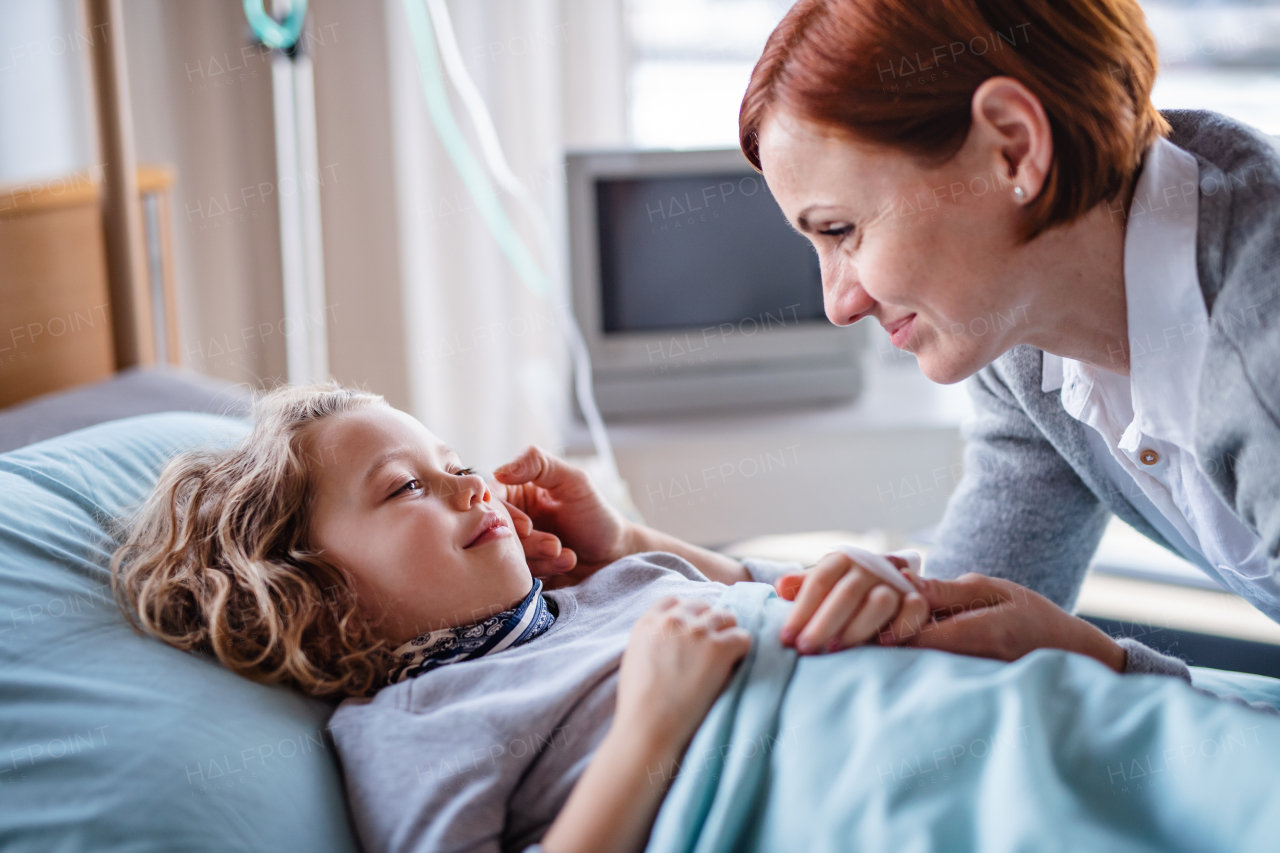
[{"xmin": 442, "ymin": 471, "xmax": 489, "ymax": 510}]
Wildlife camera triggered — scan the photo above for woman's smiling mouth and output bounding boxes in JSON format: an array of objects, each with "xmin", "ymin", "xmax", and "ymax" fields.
[
  {"xmin": 884, "ymin": 314, "xmax": 917, "ymax": 348},
  {"xmin": 463, "ymin": 512, "xmax": 510, "ymax": 549}
]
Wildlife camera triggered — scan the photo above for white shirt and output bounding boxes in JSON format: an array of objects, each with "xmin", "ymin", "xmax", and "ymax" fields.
[{"xmin": 1041, "ymin": 137, "xmax": 1277, "ymax": 606}]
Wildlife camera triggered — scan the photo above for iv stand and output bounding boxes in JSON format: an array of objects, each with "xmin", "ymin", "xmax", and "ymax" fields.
[{"xmin": 247, "ymin": 0, "xmax": 329, "ymax": 384}]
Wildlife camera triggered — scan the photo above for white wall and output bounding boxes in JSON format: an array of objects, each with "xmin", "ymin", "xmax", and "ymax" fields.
[{"xmin": 122, "ymin": 0, "xmax": 288, "ymax": 388}]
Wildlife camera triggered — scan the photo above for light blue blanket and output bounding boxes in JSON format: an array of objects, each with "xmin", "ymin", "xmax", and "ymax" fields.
[{"xmin": 647, "ymin": 583, "xmax": 1280, "ymax": 853}]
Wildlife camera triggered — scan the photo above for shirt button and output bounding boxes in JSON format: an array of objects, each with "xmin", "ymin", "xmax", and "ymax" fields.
[{"xmin": 1139, "ymin": 449, "xmax": 1160, "ymax": 466}]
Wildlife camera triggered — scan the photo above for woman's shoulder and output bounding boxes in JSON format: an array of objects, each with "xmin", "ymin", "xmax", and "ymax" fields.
[
  {"xmin": 1163, "ymin": 109, "xmax": 1279, "ymax": 185},
  {"xmin": 1165, "ymin": 110, "xmax": 1280, "ymax": 316}
]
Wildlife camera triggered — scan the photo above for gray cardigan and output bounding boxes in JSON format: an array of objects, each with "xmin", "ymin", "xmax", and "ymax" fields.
[{"xmin": 926, "ymin": 110, "xmax": 1280, "ymax": 682}]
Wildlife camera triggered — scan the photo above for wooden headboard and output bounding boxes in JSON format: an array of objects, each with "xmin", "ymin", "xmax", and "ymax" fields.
[{"xmin": 0, "ymin": 165, "xmax": 179, "ymax": 409}]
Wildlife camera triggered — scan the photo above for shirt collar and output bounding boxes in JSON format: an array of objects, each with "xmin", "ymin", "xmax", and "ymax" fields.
[
  {"xmin": 1042, "ymin": 351, "xmax": 1065, "ymax": 393},
  {"xmin": 1122, "ymin": 136, "xmax": 1205, "ymax": 447},
  {"xmin": 385, "ymin": 578, "xmax": 555, "ymax": 685},
  {"xmin": 1042, "ymin": 136, "xmax": 1204, "ymax": 445}
]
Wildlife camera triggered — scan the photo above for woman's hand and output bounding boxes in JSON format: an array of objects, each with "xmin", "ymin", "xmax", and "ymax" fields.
[
  {"xmin": 494, "ymin": 446, "xmax": 750, "ymax": 588},
  {"xmin": 905, "ymin": 573, "xmax": 1127, "ymax": 672},
  {"xmin": 497, "ymin": 499, "xmax": 579, "ymax": 580},
  {"xmin": 776, "ymin": 551, "xmax": 931, "ymax": 653},
  {"xmin": 615, "ymin": 597, "xmax": 752, "ymax": 754},
  {"xmin": 492, "ymin": 446, "xmax": 632, "ymax": 584}
]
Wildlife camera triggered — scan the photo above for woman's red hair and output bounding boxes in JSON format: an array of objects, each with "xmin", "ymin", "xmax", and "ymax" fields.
[{"xmin": 740, "ymin": 0, "xmax": 1170, "ymax": 240}]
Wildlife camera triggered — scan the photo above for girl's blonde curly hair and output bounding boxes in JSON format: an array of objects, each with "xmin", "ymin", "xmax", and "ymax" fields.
[{"xmin": 112, "ymin": 383, "xmax": 394, "ymax": 698}]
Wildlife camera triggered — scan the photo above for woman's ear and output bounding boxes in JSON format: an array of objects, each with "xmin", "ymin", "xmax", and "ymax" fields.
[{"xmin": 969, "ymin": 76, "xmax": 1053, "ymax": 202}]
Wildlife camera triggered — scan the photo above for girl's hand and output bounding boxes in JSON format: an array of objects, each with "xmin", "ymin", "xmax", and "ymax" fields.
[
  {"xmin": 615, "ymin": 597, "xmax": 752, "ymax": 754},
  {"xmin": 905, "ymin": 573, "xmax": 1127, "ymax": 672},
  {"xmin": 776, "ymin": 551, "xmax": 930, "ymax": 653},
  {"xmin": 540, "ymin": 598, "xmax": 749, "ymax": 853}
]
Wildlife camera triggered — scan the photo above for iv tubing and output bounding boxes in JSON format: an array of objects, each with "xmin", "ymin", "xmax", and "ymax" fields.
[
  {"xmin": 404, "ymin": 0, "xmax": 619, "ymax": 481},
  {"xmin": 402, "ymin": 0, "xmax": 549, "ymax": 298}
]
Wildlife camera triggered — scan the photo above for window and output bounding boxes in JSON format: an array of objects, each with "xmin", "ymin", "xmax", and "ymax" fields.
[
  {"xmin": 624, "ymin": 0, "xmax": 1280, "ymax": 148},
  {"xmin": 1145, "ymin": 1, "xmax": 1280, "ymax": 135},
  {"xmin": 626, "ymin": 0, "xmax": 792, "ymax": 148}
]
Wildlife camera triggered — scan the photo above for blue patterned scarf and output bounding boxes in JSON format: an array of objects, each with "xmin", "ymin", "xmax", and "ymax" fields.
[{"xmin": 385, "ymin": 578, "xmax": 556, "ymax": 685}]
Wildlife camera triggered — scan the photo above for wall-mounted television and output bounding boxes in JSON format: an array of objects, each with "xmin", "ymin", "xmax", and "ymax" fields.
[{"xmin": 566, "ymin": 147, "xmax": 864, "ymax": 418}]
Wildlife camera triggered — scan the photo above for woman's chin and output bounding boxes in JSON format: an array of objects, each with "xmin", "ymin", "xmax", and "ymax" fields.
[{"xmin": 915, "ymin": 349, "xmax": 981, "ymax": 386}]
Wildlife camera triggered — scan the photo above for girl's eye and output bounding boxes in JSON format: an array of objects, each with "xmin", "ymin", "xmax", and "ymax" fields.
[
  {"xmin": 453, "ymin": 467, "xmax": 477, "ymax": 477},
  {"xmin": 393, "ymin": 478, "xmax": 423, "ymax": 496}
]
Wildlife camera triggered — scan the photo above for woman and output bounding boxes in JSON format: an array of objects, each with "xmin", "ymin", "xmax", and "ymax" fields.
[{"xmin": 721, "ymin": 0, "xmax": 1280, "ymax": 676}]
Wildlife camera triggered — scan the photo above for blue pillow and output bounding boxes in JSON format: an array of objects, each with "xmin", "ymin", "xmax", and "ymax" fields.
[{"xmin": 0, "ymin": 413, "xmax": 359, "ymax": 853}]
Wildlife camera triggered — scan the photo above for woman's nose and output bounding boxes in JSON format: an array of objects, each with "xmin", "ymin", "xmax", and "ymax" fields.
[{"xmin": 822, "ymin": 262, "xmax": 875, "ymax": 327}]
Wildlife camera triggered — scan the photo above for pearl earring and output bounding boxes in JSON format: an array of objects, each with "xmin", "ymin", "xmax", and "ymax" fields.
[{"xmin": 1013, "ymin": 186, "xmax": 1025, "ymax": 200}]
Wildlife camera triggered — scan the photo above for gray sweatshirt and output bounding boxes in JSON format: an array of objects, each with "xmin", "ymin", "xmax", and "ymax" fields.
[{"xmin": 329, "ymin": 553, "xmax": 728, "ymax": 853}]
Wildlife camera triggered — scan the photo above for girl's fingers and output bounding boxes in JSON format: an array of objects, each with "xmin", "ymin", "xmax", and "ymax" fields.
[
  {"xmin": 836, "ymin": 584, "xmax": 902, "ymax": 650},
  {"xmin": 648, "ymin": 596, "xmax": 681, "ymax": 614},
  {"xmin": 781, "ymin": 552, "xmax": 855, "ymax": 642},
  {"xmin": 777, "ymin": 552, "xmax": 927, "ymax": 650},
  {"xmin": 776, "ymin": 573, "xmax": 805, "ymax": 601},
  {"xmin": 678, "ymin": 599, "xmax": 712, "ymax": 617},
  {"xmin": 795, "ymin": 567, "xmax": 881, "ymax": 654},
  {"xmin": 721, "ymin": 626, "xmax": 753, "ymax": 653},
  {"xmin": 703, "ymin": 608, "xmax": 738, "ymax": 631}
]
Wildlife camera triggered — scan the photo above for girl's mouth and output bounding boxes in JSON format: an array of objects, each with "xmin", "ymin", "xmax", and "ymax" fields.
[{"xmin": 463, "ymin": 513, "xmax": 510, "ymax": 549}]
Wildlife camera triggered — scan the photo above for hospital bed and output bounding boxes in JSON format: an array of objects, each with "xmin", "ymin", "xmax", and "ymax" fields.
[{"xmin": 4, "ymin": 369, "xmax": 1280, "ymax": 851}]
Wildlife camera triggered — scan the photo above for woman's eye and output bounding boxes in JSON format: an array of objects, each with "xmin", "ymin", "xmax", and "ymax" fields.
[{"xmin": 818, "ymin": 223, "xmax": 853, "ymax": 239}]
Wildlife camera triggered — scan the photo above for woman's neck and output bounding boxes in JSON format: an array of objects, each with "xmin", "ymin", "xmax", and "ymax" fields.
[{"xmin": 1018, "ymin": 181, "xmax": 1135, "ymax": 376}]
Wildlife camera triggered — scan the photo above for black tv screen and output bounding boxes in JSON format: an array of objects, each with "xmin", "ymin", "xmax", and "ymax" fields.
[{"xmin": 595, "ymin": 171, "xmax": 824, "ymax": 334}]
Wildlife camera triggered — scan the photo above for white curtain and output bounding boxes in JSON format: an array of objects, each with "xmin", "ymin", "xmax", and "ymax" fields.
[{"xmin": 383, "ymin": 0, "xmax": 625, "ymax": 471}]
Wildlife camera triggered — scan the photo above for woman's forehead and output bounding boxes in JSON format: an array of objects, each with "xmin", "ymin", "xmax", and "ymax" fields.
[
  {"xmin": 761, "ymin": 112, "xmax": 929, "ymax": 216},
  {"xmin": 762, "ymin": 113, "xmax": 898, "ymax": 185}
]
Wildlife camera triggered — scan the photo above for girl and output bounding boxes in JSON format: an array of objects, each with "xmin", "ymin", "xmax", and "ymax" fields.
[{"xmin": 111, "ymin": 383, "xmax": 1183, "ymax": 853}]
